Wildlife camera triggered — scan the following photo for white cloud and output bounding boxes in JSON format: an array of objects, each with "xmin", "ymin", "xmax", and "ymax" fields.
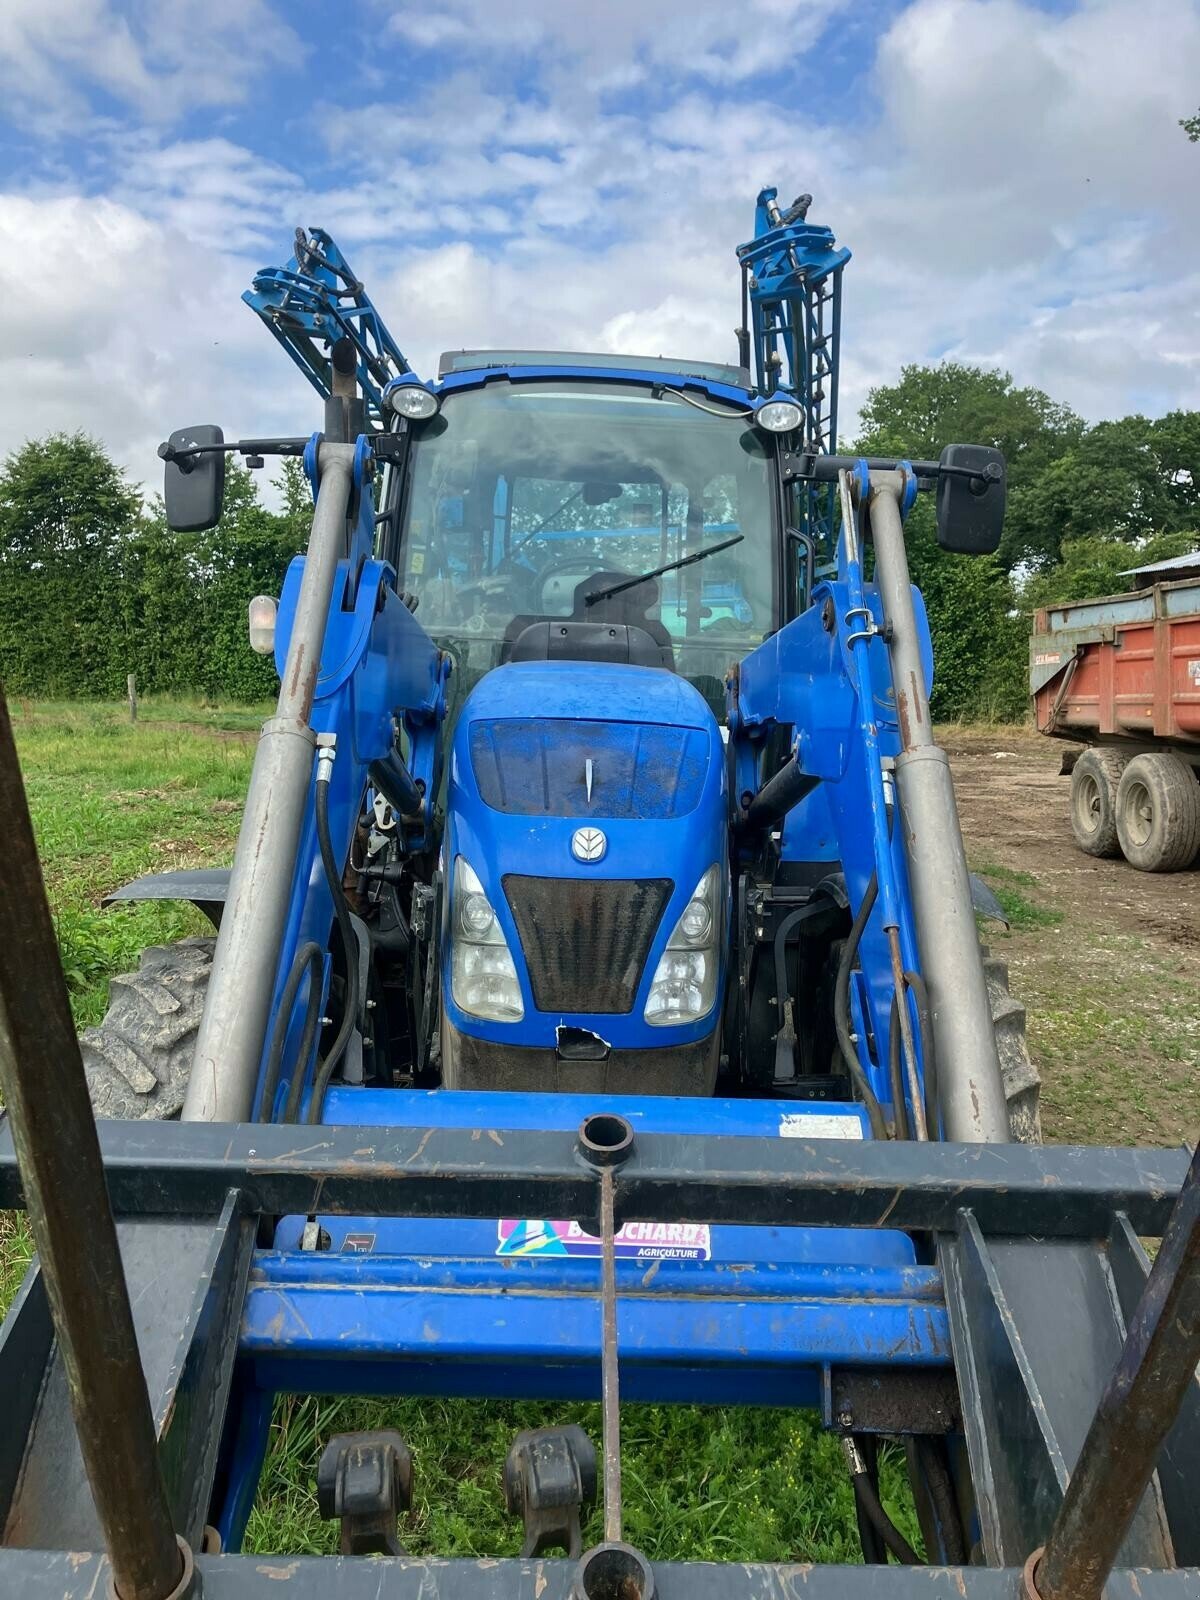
[
  {"xmin": 0, "ymin": 194, "xmax": 302, "ymax": 497},
  {"xmin": 380, "ymin": 0, "xmax": 849, "ymax": 86},
  {"xmin": 1, "ymin": 0, "xmax": 1198, "ymax": 505},
  {"xmin": 0, "ymin": 0, "xmax": 305, "ymax": 130}
]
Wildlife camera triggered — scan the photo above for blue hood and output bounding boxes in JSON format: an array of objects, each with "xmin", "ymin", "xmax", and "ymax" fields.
[{"xmin": 443, "ymin": 661, "xmax": 728, "ymax": 1049}]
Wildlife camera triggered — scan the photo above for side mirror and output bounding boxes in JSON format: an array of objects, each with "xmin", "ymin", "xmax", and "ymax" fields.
[
  {"xmin": 935, "ymin": 444, "xmax": 1005, "ymax": 555},
  {"xmin": 162, "ymin": 425, "xmax": 226, "ymax": 532}
]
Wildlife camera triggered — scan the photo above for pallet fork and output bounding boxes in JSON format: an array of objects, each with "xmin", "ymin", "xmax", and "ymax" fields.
[{"xmin": 1, "ymin": 684, "xmax": 1199, "ymax": 1597}]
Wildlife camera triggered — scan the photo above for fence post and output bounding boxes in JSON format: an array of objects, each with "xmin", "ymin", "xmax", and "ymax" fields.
[{"xmin": 127, "ymin": 673, "xmax": 138, "ymax": 724}]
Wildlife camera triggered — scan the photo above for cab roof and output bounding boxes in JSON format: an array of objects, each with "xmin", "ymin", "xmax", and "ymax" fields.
[{"xmin": 438, "ymin": 348, "xmax": 752, "ymax": 389}]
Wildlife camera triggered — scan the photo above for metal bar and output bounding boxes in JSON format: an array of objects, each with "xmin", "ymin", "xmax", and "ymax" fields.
[
  {"xmin": 1106, "ymin": 1214, "xmax": 1200, "ymax": 1566},
  {"xmin": 6, "ymin": 1550, "xmax": 1200, "ymax": 1600},
  {"xmin": 183, "ymin": 441, "xmax": 356, "ymax": 1123},
  {"xmin": 1036, "ymin": 1141, "xmax": 1200, "ymax": 1600},
  {"xmin": 869, "ymin": 472, "xmax": 1010, "ymax": 1143},
  {"xmin": 599, "ymin": 1165, "xmax": 622, "ymax": 1542},
  {"xmin": 0, "ymin": 691, "xmax": 185, "ymax": 1600},
  {"xmin": 0, "ymin": 1116, "xmax": 1190, "ymax": 1238}
]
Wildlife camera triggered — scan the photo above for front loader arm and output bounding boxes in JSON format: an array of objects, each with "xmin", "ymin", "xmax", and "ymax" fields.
[
  {"xmin": 182, "ymin": 435, "xmax": 447, "ymax": 1125},
  {"xmin": 730, "ymin": 458, "xmax": 1010, "ymax": 1144}
]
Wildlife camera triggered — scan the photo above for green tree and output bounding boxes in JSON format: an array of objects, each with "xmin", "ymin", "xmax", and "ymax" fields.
[
  {"xmin": 0, "ymin": 433, "xmax": 142, "ymax": 696},
  {"xmin": 1182, "ymin": 109, "xmax": 1200, "ymax": 141},
  {"xmin": 854, "ymin": 362, "xmax": 1083, "ymax": 570},
  {"xmin": 1021, "ymin": 528, "xmax": 1199, "ymax": 610},
  {"xmin": 1016, "ymin": 412, "xmax": 1200, "ymax": 559},
  {"xmin": 853, "ymin": 364, "xmax": 1062, "ymax": 718},
  {"xmin": 0, "ymin": 440, "xmax": 304, "ymax": 703}
]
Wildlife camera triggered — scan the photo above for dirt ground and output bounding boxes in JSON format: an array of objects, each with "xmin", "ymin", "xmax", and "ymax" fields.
[{"xmin": 946, "ymin": 727, "xmax": 1200, "ymax": 1148}]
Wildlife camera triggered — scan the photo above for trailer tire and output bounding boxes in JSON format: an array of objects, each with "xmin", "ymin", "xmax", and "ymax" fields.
[
  {"xmin": 1069, "ymin": 748, "xmax": 1127, "ymax": 858},
  {"xmin": 81, "ymin": 938, "xmax": 214, "ymax": 1120},
  {"xmin": 984, "ymin": 954, "xmax": 1042, "ymax": 1144},
  {"xmin": 1114, "ymin": 753, "xmax": 1200, "ymax": 873}
]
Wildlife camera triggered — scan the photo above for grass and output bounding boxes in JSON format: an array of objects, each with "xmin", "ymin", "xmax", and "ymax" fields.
[
  {"xmin": 13, "ymin": 700, "xmax": 255, "ymax": 1025},
  {"xmin": 245, "ymin": 1396, "xmax": 919, "ymax": 1561},
  {"xmin": 973, "ymin": 860, "xmax": 1065, "ymax": 930},
  {"xmin": 1, "ymin": 695, "xmax": 923, "ymax": 1565}
]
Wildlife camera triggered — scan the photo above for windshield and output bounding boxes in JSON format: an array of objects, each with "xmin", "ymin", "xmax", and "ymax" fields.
[{"xmin": 392, "ymin": 379, "xmax": 775, "ymax": 719}]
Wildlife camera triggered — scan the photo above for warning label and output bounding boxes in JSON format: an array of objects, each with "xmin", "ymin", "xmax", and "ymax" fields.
[
  {"xmin": 778, "ymin": 1112, "xmax": 864, "ymax": 1140},
  {"xmin": 497, "ymin": 1218, "xmax": 711, "ymax": 1261}
]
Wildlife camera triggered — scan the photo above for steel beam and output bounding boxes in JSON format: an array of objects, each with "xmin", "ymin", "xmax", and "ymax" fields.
[
  {"xmin": 1035, "ymin": 1140, "xmax": 1200, "ymax": 1600},
  {"xmin": 0, "ymin": 691, "xmax": 186, "ymax": 1600},
  {"xmin": 941, "ymin": 1216, "xmax": 1170, "ymax": 1567},
  {"xmin": 0, "ymin": 1115, "xmax": 1188, "ymax": 1238},
  {"xmin": 6, "ymin": 1550, "xmax": 1200, "ymax": 1600}
]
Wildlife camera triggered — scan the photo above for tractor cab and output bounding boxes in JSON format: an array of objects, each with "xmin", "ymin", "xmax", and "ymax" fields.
[
  {"xmin": 375, "ymin": 355, "xmax": 791, "ymax": 1093},
  {"xmin": 379, "ymin": 355, "xmax": 783, "ymax": 727}
]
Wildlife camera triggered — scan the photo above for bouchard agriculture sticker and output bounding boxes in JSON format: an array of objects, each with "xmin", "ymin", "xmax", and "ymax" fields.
[{"xmin": 496, "ymin": 1218, "xmax": 711, "ymax": 1261}]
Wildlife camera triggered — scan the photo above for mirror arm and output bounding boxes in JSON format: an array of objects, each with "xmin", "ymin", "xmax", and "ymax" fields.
[{"xmin": 157, "ymin": 436, "xmax": 310, "ymax": 471}]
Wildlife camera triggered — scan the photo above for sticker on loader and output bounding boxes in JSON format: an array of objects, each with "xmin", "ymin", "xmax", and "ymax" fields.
[{"xmin": 497, "ymin": 1218, "xmax": 711, "ymax": 1261}]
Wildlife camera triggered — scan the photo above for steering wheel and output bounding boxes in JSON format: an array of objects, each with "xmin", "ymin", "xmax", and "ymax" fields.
[{"xmin": 456, "ymin": 561, "xmax": 538, "ymax": 622}]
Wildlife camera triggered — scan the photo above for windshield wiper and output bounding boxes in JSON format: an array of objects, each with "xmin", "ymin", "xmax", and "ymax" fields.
[{"xmin": 583, "ymin": 533, "xmax": 745, "ymax": 607}]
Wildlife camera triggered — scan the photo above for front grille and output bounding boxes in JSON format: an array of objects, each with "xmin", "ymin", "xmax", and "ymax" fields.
[{"xmin": 502, "ymin": 875, "xmax": 672, "ymax": 1013}]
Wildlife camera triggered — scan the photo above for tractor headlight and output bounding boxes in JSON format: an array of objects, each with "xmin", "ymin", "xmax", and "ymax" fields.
[
  {"xmin": 645, "ymin": 865, "xmax": 720, "ymax": 1027},
  {"xmin": 756, "ymin": 398, "xmax": 803, "ymax": 434},
  {"xmin": 450, "ymin": 857, "xmax": 524, "ymax": 1021},
  {"xmin": 388, "ymin": 379, "xmax": 440, "ymax": 421}
]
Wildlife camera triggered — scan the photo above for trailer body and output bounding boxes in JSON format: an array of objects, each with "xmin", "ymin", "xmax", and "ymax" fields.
[{"xmin": 1032, "ymin": 575, "xmax": 1200, "ymax": 750}]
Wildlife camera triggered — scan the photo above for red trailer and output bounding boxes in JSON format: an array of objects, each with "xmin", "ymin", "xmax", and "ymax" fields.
[{"xmin": 1031, "ymin": 558, "xmax": 1200, "ymax": 872}]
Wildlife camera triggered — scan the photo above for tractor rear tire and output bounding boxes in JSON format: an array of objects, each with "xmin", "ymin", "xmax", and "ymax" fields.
[
  {"xmin": 1114, "ymin": 752, "xmax": 1200, "ymax": 873},
  {"xmin": 985, "ymin": 953, "xmax": 1042, "ymax": 1144},
  {"xmin": 81, "ymin": 938, "xmax": 214, "ymax": 1119},
  {"xmin": 1069, "ymin": 748, "xmax": 1127, "ymax": 858}
]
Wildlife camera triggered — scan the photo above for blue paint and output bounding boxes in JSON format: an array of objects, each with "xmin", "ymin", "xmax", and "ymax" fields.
[
  {"xmin": 732, "ymin": 571, "xmax": 935, "ymax": 1123},
  {"xmin": 243, "ymin": 231, "xmax": 412, "ymax": 430},
  {"xmin": 218, "ymin": 205, "xmax": 978, "ymax": 1526},
  {"xmin": 243, "ymin": 1251, "xmax": 950, "ymax": 1404},
  {"xmin": 257, "ymin": 536, "xmax": 446, "ymax": 1119},
  {"xmin": 250, "ymin": 1087, "xmax": 937, "ymax": 1408},
  {"xmin": 735, "ymin": 189, "xmax": 850, "ymax": 549},
  {"xmin": 442, "ymin": 662, "xmax": 728, "ymax": 1050}
]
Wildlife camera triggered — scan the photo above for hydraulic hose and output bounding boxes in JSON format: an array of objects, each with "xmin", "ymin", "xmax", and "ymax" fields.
[
  {"xmin": 258, "ymin": 939, "xmax": 323, "ymax": 1123},
  {"xmin": 833, "ymin": 872, "xmax": 888, "ymax": 1140},
  {"xmin": 851, "ymin": 1435, "xmax": 885, "ymax": 1565},
  {"xmin": 906, "ymin": 970, "xmax": 939, "ymax": 1140},
  {"xmin": 910, "ymin": 1437, "xmax": 967, "ymax": 1566},
  {"xmin": 305, "ymin": 768, "xmax": 360, "ymax": 1125},
  {"xmin": 888, "ymin": 971, "xmax": 939, "ymax": 1143},
  {"xmin": 842, "ymin": 1436, "xmax": 922, "ymax": 1565},
  {"xmin": 888, "ymin": 990, "xmax": 911, "ymax": 1143}
]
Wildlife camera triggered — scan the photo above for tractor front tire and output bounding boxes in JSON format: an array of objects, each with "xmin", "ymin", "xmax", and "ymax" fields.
[
  {"xmin": 81, "ymin": 938, "xmax": 214, "ymax": 1120},
  {"xmin": 1069, "ymin": 748, "xmax": 1127, "ymax": 858},
  {"xmin": 985, "ymin": 953, "xmax": 1042, "ymax": 1144},
  {"xmin": 1114, "ymin": 752, "xmax": 1200, "ymax": 872}
]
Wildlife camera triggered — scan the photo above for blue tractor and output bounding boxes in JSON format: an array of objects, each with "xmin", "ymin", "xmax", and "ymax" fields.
[{"xmin": 34, "ymin": 194, "xmax": 1200, "ymax": 1600}]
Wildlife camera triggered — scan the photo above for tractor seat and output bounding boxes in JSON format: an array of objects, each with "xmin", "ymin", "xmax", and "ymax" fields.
[{"xmin": 505, "ymin": 619, "xmax": 673, "ymax": 670}]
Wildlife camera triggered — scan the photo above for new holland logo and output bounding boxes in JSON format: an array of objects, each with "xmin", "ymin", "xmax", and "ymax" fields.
[{"xmin": 571, "ymin": 826, "xmax": 607, "ymax": 863}]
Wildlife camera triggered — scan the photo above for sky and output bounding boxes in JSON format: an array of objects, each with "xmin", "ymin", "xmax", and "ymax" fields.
[{"xmin": 0, "ymin": 0, "xmax": 1198, "ymax": 497}]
